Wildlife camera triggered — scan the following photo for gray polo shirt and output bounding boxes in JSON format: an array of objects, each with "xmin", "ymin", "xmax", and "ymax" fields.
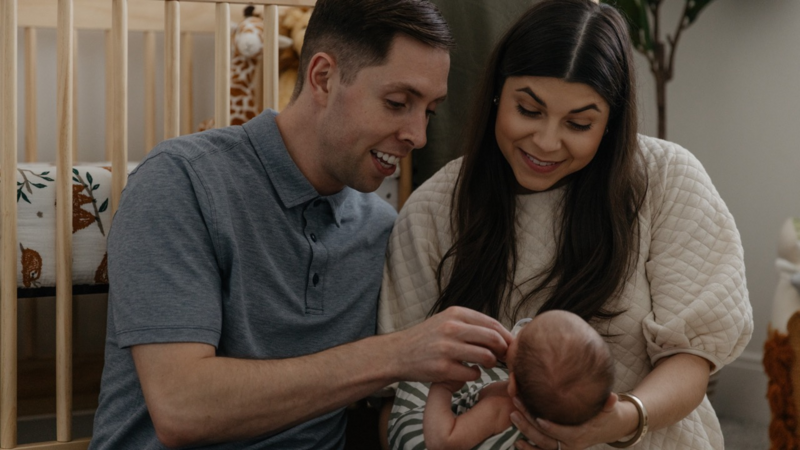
[{"xmin": 90, "ymin": 110, "xmax": 397, "ymax": 449}]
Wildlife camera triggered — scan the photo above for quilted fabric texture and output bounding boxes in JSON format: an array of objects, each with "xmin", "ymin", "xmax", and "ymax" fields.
[{"xmin": 378, "ymin": 136, "xmax": 753, "ymax": 449}]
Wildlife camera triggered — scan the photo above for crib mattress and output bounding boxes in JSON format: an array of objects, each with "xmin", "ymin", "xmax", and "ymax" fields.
[{"xmin": 10, "ymin": 162, "xmax": 136, "ymax": 289}]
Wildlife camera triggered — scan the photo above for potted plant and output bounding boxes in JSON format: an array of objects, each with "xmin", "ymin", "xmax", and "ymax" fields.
[{"xmin": 603, "ymin": 0, "xmax": 715, "ymax": 139}]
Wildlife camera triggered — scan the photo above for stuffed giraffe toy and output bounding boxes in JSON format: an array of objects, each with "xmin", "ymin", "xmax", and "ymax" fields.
[{"xmin": 198, "ymin": 6, "xmax": 291, "ymax": 131}]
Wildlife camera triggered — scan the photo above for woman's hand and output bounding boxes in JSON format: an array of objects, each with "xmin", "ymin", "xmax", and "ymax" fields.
[
  {"xmin": 510, "ymin": 393, "xmax": 639, "ymax": 450},
  {"xmin": 510, "ymin": 353, "xmax": 712, "ymax": 449}
]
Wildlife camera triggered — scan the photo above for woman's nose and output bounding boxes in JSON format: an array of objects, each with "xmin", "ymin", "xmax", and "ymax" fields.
[{"xmin": 532, "ymin": 121, "xmax": 562, "ymax": 152}]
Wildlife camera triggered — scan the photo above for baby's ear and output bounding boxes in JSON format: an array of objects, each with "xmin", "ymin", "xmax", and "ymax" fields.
[
  {"xmin": 507, "ymin": 373, "xmax": 518, "ymax": 398},
  {"xmin": 603, "ymin": 392, "xmax": 618, "ymax": 412}
]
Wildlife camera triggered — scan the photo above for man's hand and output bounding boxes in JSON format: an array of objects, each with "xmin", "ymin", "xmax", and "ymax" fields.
[{"xmin": 389, "ymin": 306, "xmax": 512, "ymax": 384}]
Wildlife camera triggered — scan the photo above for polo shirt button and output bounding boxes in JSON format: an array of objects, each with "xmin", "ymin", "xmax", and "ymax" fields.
[
  {"xmin": 310, "ymin": 233, "xmax": 317, "ymax": 242},
  {"xmin": 313, "ymin": 273, "xmax": 320, "ymax": 286}
]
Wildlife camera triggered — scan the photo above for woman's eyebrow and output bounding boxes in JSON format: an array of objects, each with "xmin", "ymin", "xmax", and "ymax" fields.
[{"xmin": 515, "ymin": 86, "xmax": 600, "ymax": 113}]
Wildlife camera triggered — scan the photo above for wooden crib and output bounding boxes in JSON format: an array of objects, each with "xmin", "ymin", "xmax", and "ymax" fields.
[{"xmin": 2, "ymin": 1, "xmax": 413, "ymax": 448}]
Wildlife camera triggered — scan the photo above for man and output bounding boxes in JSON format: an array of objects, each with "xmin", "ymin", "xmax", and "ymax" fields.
[{"xmin": 89, "ymin": 0, "xmax": 512, "ymax": 449}]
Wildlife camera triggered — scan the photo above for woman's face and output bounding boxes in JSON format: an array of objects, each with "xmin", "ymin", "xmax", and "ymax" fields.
[{"xmin": 495, "ymin": 76, "xmax": 610, "ymax": 193}]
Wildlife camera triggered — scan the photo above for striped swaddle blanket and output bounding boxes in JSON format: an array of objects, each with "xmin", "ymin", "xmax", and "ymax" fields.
[{"xmin": 387, "ymin": 365, "xmax": 522, "ymax": 450}]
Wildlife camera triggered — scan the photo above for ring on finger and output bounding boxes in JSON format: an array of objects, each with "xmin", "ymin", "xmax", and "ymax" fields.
[{"xmin": 556, "ymin": 441, "xmax": 561, "ymax": 450}]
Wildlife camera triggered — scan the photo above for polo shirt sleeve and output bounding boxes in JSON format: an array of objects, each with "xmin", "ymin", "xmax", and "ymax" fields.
[{"xmin": 108, "ymin": 151, "xmax": 223, "ymax": 349}]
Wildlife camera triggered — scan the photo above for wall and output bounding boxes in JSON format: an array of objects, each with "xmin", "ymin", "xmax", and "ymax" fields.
[{"xmin": 635, "ymin": 0, "xmax": 800, "ymax": 425}]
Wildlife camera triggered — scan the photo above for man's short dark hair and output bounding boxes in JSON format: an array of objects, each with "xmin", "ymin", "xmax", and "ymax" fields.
[{"xmin": 291, "ymin": 0, "xmax": 454, "ymax": 99}]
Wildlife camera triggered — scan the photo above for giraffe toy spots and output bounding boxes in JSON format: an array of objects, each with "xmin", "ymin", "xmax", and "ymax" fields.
[{"xmin": 198, "ymin": 6, "xmax": 293, "ymax": 131}]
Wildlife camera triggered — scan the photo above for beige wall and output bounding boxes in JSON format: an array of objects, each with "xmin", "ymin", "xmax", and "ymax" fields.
[{"xmin": 635, "ymin": 0, "xmax": 799, "ymax": 424}]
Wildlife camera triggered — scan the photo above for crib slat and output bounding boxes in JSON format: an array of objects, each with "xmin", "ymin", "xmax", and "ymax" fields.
[
  {"xmin": 181, "ymin": 32, "xmax": 194, "ymax": 136},
  {"xmin": 111, "ymin": 0, "xmax": 128, "ymax": 218},
  {"xmin": 164, "ymin": 0, "xmax": 180, "ymax": 139},
  {"xmin": 25, "ymin": 28, "xmax": 38, "ymax": 163},
  {"xmin": 262, "ymin": 5, "xmax": 279, "ymax": 111},
  {"xmin": 56, "ymin": 0, "xmax": 75, "ymax": 441},
  {"xmin": 105, "ymin": 30, "xmax": 112, "ymax": 162},
  {"xmin": 72, "ymin": 29, "xmax": 78, "ymax": 161},
  {"xmin": 144, "ymin": 30, "xmax": 156, "ymax": 152},
  {"xmin": 1, "ymin": 0, "xmax": 19, "ymax": 447},
  {"xmin": 215, "ymin": 2, "xmax": 230, "ymax": 128}
]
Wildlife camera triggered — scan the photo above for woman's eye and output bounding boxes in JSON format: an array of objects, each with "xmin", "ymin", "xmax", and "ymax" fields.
[
  {"xmin": 516, "ymin": 105, "xmax": 541, "ymax": 118},
  {"xmin": 569, "ymin": 122, "xmax": 592, "ymax": 132}
]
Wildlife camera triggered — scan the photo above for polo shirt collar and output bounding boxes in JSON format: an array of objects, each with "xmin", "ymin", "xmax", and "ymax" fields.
[{"xmin": 243, "ymin": 109, "xmax": 351, "ymax": 227}]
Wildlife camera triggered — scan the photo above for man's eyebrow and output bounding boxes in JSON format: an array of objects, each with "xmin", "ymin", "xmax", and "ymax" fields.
[
  {"xmin": 388, "ymin": 83, "xmax": 447, "ymax": 103},
  {"xmin": 515, "ymin": 87, "xmax": 600, "ymax": 113}
]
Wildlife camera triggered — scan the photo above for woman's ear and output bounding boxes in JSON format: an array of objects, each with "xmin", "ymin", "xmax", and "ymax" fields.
[{"xmin": 306, "ymin": 52, "xmax": 336, "ymax": 106}]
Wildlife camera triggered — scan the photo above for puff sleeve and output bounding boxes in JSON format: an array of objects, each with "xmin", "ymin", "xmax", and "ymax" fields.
[{"xmin": 642, "ymin": 139, "xmax": 753, "ymax": 374}]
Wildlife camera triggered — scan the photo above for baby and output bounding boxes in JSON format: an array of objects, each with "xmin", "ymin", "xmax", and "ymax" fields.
[{"xmin": 423, "ymin": 310, "xmax": 616, "ymax": 450}]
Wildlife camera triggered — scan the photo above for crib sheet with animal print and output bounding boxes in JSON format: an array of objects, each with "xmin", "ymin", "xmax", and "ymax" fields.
[{"xmin": 10, "ymin": 163, "xmax": 136, "ymax": 289}]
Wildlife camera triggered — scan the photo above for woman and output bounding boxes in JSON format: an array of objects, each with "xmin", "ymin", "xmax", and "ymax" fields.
[{"xmin": 377, "ymin": 0, "xmax": 753, "ymax": 448}]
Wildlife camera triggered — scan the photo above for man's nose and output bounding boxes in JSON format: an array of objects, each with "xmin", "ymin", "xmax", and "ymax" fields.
[{"xmin": 398, "ymin": 111, "xmax": 429, "ymax": 150}]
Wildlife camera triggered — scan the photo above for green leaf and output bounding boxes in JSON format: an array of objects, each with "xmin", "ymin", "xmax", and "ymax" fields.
[
  {"xmin": 72, "ymin": 177, "xmax": 80, "ymax": 183},
  {"xmin": 31, "ymin": 183, "xmax": 46, "ymax": 189},
  {"xmin": 92, "ymin": 184, "xmax": 100, "ymax": 191},
  {"xmin": 20, "ymin": 191, "xmax": 30, "ymax": 204},
  {"xmin": 40, "ymin": 171, "xmax": 50, "ymax": 176},
  {"xmin": 685, "ymin": 0, "xmax": 714, "ymax": 25},
  {"xmin": 40, "ymin": 177, "xmax": 54, "ymax": 182},
  {"xmin": 17, "ymin": 181, "xmax": 22, "ymax": 186},
  {"xmin": 72, "ymin": 168, "xmax": 79, "ymax": 176},
  {"xmin": 603, "ymin": 0, "xmax": 654, "ymax": 54},
  {"xmin": 87, "ymin": 172, "xmax": 93, "ymax": 185},
  {"xmin": 17, "ymin": 190, "xmax": 21, "ymax": 202},
  {"xmin": 99, "ymin": 199, "xmax": 108, "ymax": 213}
]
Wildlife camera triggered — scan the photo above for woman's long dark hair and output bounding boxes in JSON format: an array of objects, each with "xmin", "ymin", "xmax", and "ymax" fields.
[{"xmin": 431, "ymin": 0, "xmax": 647, "ymax": 324}]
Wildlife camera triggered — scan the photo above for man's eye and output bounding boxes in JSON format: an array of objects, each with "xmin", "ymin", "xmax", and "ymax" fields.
[
  {"xmin": 426, "ymin": 110, "xmax": 436, "ymax": 117},
  {"xmin": 387, "ymin": 100, "xmax": 405, "ymax": 109}
]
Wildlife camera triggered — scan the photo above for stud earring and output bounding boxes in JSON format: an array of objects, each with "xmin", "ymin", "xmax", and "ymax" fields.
[
  {"xmin": 493, "ymin": 96, "xmax": 499, "ymax": 105},
  {"xmin": 604, "ymin": 127, "xmax": 609, "ymax": 135}
]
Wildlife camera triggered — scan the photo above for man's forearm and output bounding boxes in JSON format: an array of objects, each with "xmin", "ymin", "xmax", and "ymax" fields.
[{"xmin": 134, "ymin": 334, "xmax": 400, "ymax": 448}]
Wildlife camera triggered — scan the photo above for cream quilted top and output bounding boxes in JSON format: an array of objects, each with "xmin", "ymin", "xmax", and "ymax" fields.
[{"xmin": 377, "ymin": 135, "xmax": 753, "ymax": 449}]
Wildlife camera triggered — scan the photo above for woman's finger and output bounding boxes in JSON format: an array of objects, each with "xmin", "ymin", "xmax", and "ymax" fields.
[{"xmin": 511, "ymin": 411, "xmax": 560, "ymax": 449}]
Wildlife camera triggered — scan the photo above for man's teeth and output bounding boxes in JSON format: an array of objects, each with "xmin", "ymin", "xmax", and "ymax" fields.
[
  {"xmin": 372, "ymin": 151, "xmax": 399, "ymax": 166},
  {"xmin": 525, "ymin": 153, "xmax": 557, "ymax": 166}
]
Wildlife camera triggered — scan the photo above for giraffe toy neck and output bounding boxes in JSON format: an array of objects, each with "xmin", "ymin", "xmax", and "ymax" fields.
[{"xmin": 230, "ymin": 15, "xmax": 264, "ymax": 126}]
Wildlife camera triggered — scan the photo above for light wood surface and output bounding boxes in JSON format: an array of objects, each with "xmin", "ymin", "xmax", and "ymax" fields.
[
  {"xmin": 398, "ymin": 156, "xmax": 412, "ymax": 211},
  {"xmin": 214, "ymin": 2, "xmax": 230, "ymax": 128},
  {"xmin": 25, "ymin": 28, "xmax": 38, "ymax": 163},
  {"xmin": 104, "ymin": 30, "xmax": 113, "ymax": 161},
  {"xmin": 188, "ymin": 0, "xmax": 315, "ymax": 6},
  {"xmin": 17, "ymin": 0, "xmax": 315, "ymax": 32},
  {"xmin": 164, "ymin": 0, "xmax": 180, "ymax": 139},
  {"xmin": 72, "ymin": 29, "xmax": 78, "ymax": 160},
  {"xmin": 111, "ymin": 0, "xmax": 128, "ymax": 218},
  {"xmin": 1, "ymin": 0, "xmax": 19, "ymax": 447},
  {"xmin": 262, "ymin": 4, "xmax": 279, "ymax": 111},
  {"xmin": 56, "ymin": 0, "xmax": 75, "ymax": 441},
  {"xmin": 144, "ymin": 30, "xmax": 156, "ymax": 152},
  {"xmin": 16, "ymin": 438, "xmax": 91, "ymax": 450},
  {"xmin": 181, "ymin": 32, "xmax": 194, "ymax": 136}
]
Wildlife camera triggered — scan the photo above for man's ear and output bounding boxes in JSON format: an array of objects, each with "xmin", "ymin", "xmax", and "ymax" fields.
[
  {"xmin": 306, "ymin": 52, "xmax": 336, "ymax": 106},
  {"xmin": 507, "ymin": 372, "xmax": 518, "ymax": 399}
]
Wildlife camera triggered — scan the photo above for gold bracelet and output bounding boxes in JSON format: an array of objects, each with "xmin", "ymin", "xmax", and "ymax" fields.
[{"xmin": 608, "ymin": 393, "xmax": 648, "ymax": 448}]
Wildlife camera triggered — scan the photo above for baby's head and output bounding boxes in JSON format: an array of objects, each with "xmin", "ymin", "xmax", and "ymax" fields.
[{"xmin": 508, "ymin": 310, "xmax": 614, "ymax": 426}]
